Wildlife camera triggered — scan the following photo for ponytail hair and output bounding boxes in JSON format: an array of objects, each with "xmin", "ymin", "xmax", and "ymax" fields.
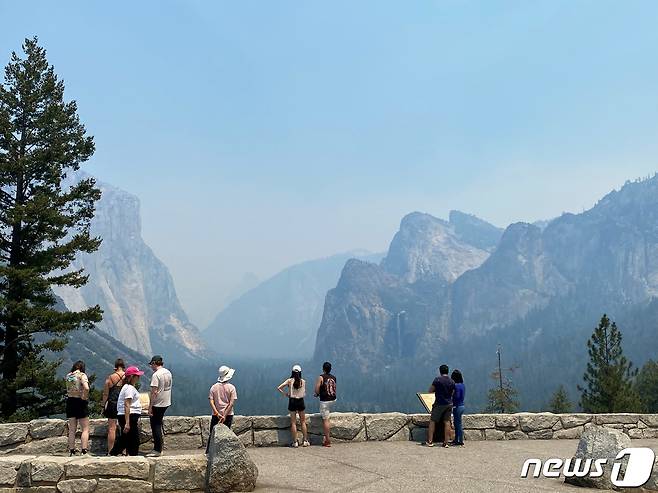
[{"xmin": 291, "ymin": 370, "xmax": 302, "ymax": 389}]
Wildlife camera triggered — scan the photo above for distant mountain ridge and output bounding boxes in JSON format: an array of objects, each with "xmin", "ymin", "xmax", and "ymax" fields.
[
  {"xmin": 314, "ymin": 176, "xmax": 658, "ymax": 408},
  {"xmin": 53, "ymin": 173, "xmax": 208, "ymax": 365},
  {"xmin": 203, "ymin": 250, "xmax": 383, "ymax": 359}
]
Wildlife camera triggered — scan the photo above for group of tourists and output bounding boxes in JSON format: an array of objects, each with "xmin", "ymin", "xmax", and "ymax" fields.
[
  {"xmin": 66, "ymin": 356, "xmax": 462, "ymax": 455},
  {"xmin": 65, "ymin": 355, "xmax": 172, "ymax": 457},
  {"xmin": 65, "ymin": 355, "xmax": 338, "ymax": 456},
  {"xmin": 207, "ymin": 361, "xmax": 337, "ymax": 450},
  {"xmin": 424, "ymin": 365, "xmax": 466, "ymax": 448}
]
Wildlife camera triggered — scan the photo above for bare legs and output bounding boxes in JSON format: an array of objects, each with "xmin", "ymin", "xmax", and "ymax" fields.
[
  {"xmin": 68, "ymin": 417, "xmax": 90, "ymax": 452},
  {"xmin": 289, "ymin": 411, "xmax": 309, "ymax": 444},
  {"xmin": 322, "ymin": 417, "xmax": 331, "ymax": 446},
  {"xmin": 68, "ymin": 417, "xmax": 77, "ymax": 451},
  {"xmin": 427, "ymin": 420, "xmax": 435, "ymax": 444},
  {"xmin": 107, "ymin": 418, "xmax": 117, "ymax": 452},
  {"xmin": 298, "ymin": 411, "xmax": 308, "ymax": 443},
  {"xmin": 289, "ymin": 411, "xmax": 298, "ymax": 444}
]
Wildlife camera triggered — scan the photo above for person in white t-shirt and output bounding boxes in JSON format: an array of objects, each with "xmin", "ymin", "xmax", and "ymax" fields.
[
  {"xmin": 147, "ymin": 355, "xmax": 172, "ymax": 457},
  {"xmin": 109, "ymin": 366, "xmax": 144, "ymax": 456}
]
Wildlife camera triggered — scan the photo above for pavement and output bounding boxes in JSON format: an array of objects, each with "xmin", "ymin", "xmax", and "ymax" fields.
[{"xmin": 246, "ymin": 439, "xmax": 658, "ymax": 493}]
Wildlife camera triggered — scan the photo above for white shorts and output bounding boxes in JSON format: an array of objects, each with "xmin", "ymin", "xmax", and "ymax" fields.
[{"xmin": 319, "ymin": 400, "xmax": 335, "ymax": 419}]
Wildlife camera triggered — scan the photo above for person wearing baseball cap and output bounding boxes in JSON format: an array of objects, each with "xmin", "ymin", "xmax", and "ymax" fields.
[
  {"xmin": 147, "ymin": 355, "xmax": 172, "ymax": 457},
  {"xmin": 277, "ymin": 364, "xmax": 309, "ymax": 447},
  {"xmin": 109, "ymin": 366, "xmax": 144, "ymax": 456},
  {"xmin": 206, "ymin": 365, "xmax": 238, "ymax": 453}
]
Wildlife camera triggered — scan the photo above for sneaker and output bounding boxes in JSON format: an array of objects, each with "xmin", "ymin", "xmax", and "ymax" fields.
[
  {"xmin": 145, "ymin": 451, "xmax": 161, "ymax": 457},
  {"xmin": 322, "ymin": 440, "xmax": 331, "ymax": 448},
  {"xmin": 422, "ymin": 442, "xmax": 434, "ymax": 447},
  {"xmin": 69, "ymin": 449, "xmax": 78, "ymax": 457},
  {"xmin": 290, "ymin": 441, "xmax": 299, "ymax": 448},
  {"xmin": 302, "ymin": 440, "xmax": 310, "ymax": 447},
  {"xmin": 81, "ymin": 449, "xmax": 89, "ymax": 456},
  {"xmin": 442, "ymin": 443, "xmax": 449, "ymax": 448}
]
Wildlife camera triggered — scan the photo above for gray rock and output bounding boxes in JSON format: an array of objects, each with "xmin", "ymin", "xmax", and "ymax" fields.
[
  {"xmin": 528, "ymin": 429, "xmax": 553, "ymax": 439},
  {"xmin": 88, "ymin": 419, "xmax": 109, "ymax": 437},
  {"xmin": 386, "ymin": 426, "xmax": 410, "ymax": 441},
  {"xmin": 95, "ymin": 478, "xmax": 152, "ymax": 493},
  {"xmin": 505, "ymin": 430, "xmax": 528, "ymax": 440},
  {"xmin": 56, "ymin": 478, "xmax": 97, "ymax": 493},
  {"xmin": 163, "ymin": 416, "xmax": 199, "ymax": 434},
  {"xmin": 251, "ymin": 415, "xmax": 293, "ymax": 430},
  {"xmin": 640, "ymin": 415, "xmax": 658, "ymax": 428},
  {"xmin": 409, "ymin": 414, "xmax": 430, "ymax": 427},
  {"xmin": 594, "ymin": 414, "xmax": 639, "ymax": 425},
  {"xmin": 30, "ymin": 457, "xmax": 71, "ymax": 483},
  {"xmin": 65, "ymin": 456, "xmax": 150, "ymax": 480},
  {"xmin": 308, "ymin": 413, "xmax": 365, "ymax": 441},
  {"xmin": 206, "ymin": 424, "xmax": 258, "ymax": 493},
  {"xmin": 153, "ymin": 455, "xmax": 206, "ymax": 491},
  {"xmin": 495, "ymin": 415, "xmax": 519, "ymax": 431},
  {"xmin": 463, "ymin": 430, "xmax": 484, "ymax": 441},
  {"xmin": 462, "ymin": 415, "xmax": 496, "ymax": 429},
  {"xmin": 485, "ymin": 429, "xmax": 505, "ymax": 440},
  {"xmin": 0, "ymin": 424, "xmax": 28, "ymax": 447},
  {"xmin": 561, "ymin": 414, "xmax": 592, "ymax": 429},
  {"xmin": 364, "ymin": 413, "xmax": 409, "ymax": 441},
  {"xmin": 519, "ymin": 413, "xmax": 560, "ymax": 432},
  {"xmin": 0, "ymin": 456, "xmax": 33, "ymax": 486},
  {"xmin": 11, "ymin": 437, "xmax": 68, "ymax": 456},
  {"xmin": 163, "ymin": 433, "xmax": 202, "ymax": 450},
  {"xmin": 28, "ymin": 420, "xmax": 66, "ymax": 440},
  {"xmin": 565, "ymin": 425, "xmax": 631, "ymax": 490},
  {"xmin": 554, "ymin": 426, "xmax": 583, "ymax": 439}
]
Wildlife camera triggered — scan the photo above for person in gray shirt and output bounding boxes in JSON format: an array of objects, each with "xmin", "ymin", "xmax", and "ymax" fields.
[{"xmin": 146, "ymin": 355, "xmax": 172, "ymax": 457}]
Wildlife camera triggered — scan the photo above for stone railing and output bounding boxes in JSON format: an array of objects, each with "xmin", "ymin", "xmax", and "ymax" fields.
[
  {"xmin": 1, "ymin": 413, "xmax": 657, "ymax": 456},
  {"xmin": 0, "ymin": 454, "xmax": 205, "ymax": 493}
]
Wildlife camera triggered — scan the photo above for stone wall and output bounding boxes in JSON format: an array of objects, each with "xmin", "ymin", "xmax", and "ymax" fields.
[
  {"xmin": 0, "ymin": 454, "xmax": 205, "ymax": 492},
  {"xmin": 1, "ymin": 413, "xmax": 657, "ymax": 455}
]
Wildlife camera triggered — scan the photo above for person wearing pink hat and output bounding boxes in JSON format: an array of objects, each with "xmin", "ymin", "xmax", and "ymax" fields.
[{"xmin": 109, "ymin": 366, "xmax": 144, "ymax": 456}]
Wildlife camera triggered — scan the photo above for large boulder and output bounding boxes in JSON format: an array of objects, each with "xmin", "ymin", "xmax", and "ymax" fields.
[
  {"xmin": 565, "ymin": 425, "xmax": 631, "ymax": 490},
  {"xmin": 206, "ymin": 423, "xmax": 258, "ymax": 493}
]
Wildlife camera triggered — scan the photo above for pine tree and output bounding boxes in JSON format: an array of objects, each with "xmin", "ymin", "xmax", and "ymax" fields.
[
  {"xmin": 0, "ymin": 38, "xmax": 102, "ymax": 420},
  {"xmin": 634, "ymin": 359, "xmax": 658, "ymax": 413},
  {"xmin": 548, "ymin": 385, "xmax": 573, "ymax": 413},
  {"xmin": 485, "ymin": 371, "xmax": 519, "ymax": 413},
  {"xmin": 578, "ymin": 314, "xmax": 642, "ymax": 413}
]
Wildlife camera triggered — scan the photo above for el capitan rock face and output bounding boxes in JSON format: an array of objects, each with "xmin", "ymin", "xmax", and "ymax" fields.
[
  {"xmin": 314, "ymin": 177, "xmax": 658, "ymax": 397},
  {"xmin": 53, "ymin": 175, "xmax": 207, "ymax": 363}
]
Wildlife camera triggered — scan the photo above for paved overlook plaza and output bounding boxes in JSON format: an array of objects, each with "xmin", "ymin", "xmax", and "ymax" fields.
[{"xmin": 248, "ymin": 439, "xmax": 658, "ymax": 492}]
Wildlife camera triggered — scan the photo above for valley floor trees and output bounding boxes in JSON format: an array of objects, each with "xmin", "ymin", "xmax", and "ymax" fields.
[{"xmin": 0, "ymin": 38, "xmax": 102, "ymax": 420}]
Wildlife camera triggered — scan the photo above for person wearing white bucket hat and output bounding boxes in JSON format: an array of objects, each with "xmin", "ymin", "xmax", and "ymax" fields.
[
  {"xmin": 206, "ymin": 365, "xmax": 238, "ymax": 453},
  {"xmin": 277, "ymin": 364, "xmax": 310, "ymax": 447}
]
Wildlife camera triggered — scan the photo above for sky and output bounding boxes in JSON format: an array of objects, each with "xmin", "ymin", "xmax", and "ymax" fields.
[{"xmin": 1, "ymin": 1, "xmax": 658, "ymax": 327}]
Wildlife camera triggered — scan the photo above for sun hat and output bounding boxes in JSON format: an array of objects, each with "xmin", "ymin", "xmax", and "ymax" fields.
[
  {"xmin": 292, "ymin": 364, "xmax": 302, "ymax": 373},
  {"xmin": 218, "ymin": 365, "xmax": 235, "ymax": 383},
  {"xmin": 125, "ymin": 366, "xmax": 144, "ymax": 377}
]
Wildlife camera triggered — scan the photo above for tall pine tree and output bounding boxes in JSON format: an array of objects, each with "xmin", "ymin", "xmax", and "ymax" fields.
[
  {"xmin": 0, "ymin": 38, "xmax": 102, "ymax": 420},
  {"xmin": 634, "ymin": 359, "xmax": 658, "ymax": 413},
  {"xmin": 578, "ymin": 314, "xmax": 641, "ymax": 413}
]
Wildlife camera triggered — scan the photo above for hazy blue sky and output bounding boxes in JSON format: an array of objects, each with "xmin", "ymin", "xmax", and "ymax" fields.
[{"xmin": 2, "ymin": 1, "xmax": 658, "ymax": 326}]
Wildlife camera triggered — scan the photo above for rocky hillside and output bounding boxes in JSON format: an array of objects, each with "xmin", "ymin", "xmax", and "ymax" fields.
[
  {"xmin": 314, "ymin": 178, "xmax": 658, "ymax": 408},
  {"xmin": 204, "ymin": 251, "xmax": 383, "ymax": 359},
  {"xmin": 53, "ymin": 174, "xmax": 208, "ymax": 364}
]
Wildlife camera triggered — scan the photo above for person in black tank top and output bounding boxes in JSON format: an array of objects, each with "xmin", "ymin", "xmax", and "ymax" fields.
[
  {"xmin": 101, "ymin": 358, "xmax": 125, "ymax": 453},
  {"xmin": 314, "ymin": 362, "xmax": 336, "ymax": 447}
]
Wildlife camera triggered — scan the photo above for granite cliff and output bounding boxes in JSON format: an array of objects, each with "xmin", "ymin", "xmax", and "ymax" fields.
[{"xmin": 53, "ymin": 175, "xmax": 207, "ymax": 364}]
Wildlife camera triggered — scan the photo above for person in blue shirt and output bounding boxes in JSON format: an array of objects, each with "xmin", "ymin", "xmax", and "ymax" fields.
[
  {"xmin": 424, "ymin": 364, "xmax": 455, "ymax": 448},
  {"xmin": 450, "ymin": 369, "xmax": 465, "ymax": 446}
]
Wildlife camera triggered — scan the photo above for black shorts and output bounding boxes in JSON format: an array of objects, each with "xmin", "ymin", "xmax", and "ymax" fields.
[
  {"xmin": 288, "ymin": 397, "xmax": 306, "ymax": 412},
  {"xmin": 431, "ymin": 404, "xmax": 452, "ymax": 423},
  {"xmin": 66, "ymin": 397, "xmax": 89, "ymax": 419},
  {"xmin": 103, "ymin": 403, "xmax": 118, "ymax": 419}
]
